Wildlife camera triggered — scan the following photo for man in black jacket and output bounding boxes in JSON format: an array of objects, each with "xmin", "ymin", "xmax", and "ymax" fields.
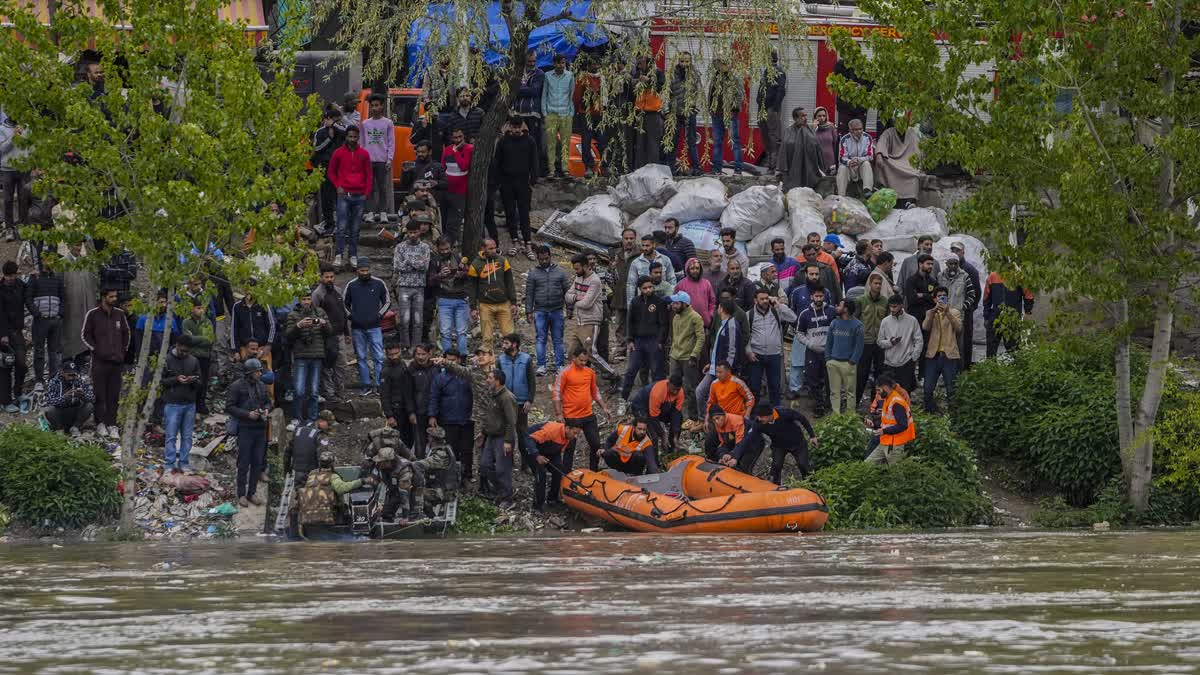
[
  {"xmin": 379, "ymin": 341, "xmax": 416, "ymax": 450},
  {"xmin": 736, "ymin": 403, "xmax": 817, "ymax": 484},
  {"xmin": 162, "ymin": 336, "xmax": 201, "ymax": 471},
  {"xmin": 756, "ymin": 50, "xmax": 787, "ymax": 169},
  {"xmin": 447, "ymin": 86, "xmax": 485, "ymax": 144},
  {"xmin": 494, "ymin": 116, "xmax": 539, "ymax": 251},
  {"xmin": 904, "ymin": 254, "xmax": 938, "ymax": 372},
  {"xmin": 226, "ymin": 357, "xmax": 271, "ymax": 506},
  {"xmin": 399, "ymin": 141, "xmax": 448, "ymax": 197},
  {"xmin": 621, "ymin": 275, "xmax": 669, "ymax": 401},
  {"xmin": 26, "ymin": 261, "xmax": 65, "ymax": 389},
  {"xmin": 311, "ymin": 107, "xmax": 344, "ymax": 234},
  {"xmin": 0, "ymin": 260, "xmax": 26, "ymax": 411},
  {"xmin": 407, "ymin": 343, "xmax": 438, "ymax": 457},
  {"xmin": 284, "ymin": 410, "xmax": 334, "ymax": 486},
  {"xmin": 313, "ymin": 265, "xmax": 349, "ymax": 399}
]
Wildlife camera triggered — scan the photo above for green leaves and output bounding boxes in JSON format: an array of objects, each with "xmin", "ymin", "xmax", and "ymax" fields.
[{"xmin": 0, "ymin": 425, "xmax": 121, "ymax": 529}]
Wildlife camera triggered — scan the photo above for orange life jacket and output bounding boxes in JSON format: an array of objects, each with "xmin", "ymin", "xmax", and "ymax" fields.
[
  {"xmin": 880, "ymin": 389, "xmax": 916, "ymax": 447},
  {"xmin": 612, "ymin": 424, "xmax": 653, "ymax": 461}
]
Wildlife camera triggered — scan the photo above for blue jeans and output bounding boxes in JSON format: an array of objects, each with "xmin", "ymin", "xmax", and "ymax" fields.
[
  {"xmin": 923, "ymin": 353, "xmax": 960, "ymax": 412},
  {"xmin": 533, "ymin": 309, "xmax": 565, "ymax": 369},
  {"xmin": 745, "ymin": 352, "xmax": 783, "ymax": 408},
  {"xmin": 621, "ymin": 336, "xmax": 660, "ymax": 400},
  {"xmin": 335, "ymin": 193, "xmax": 366, "ymax": 257},
  {"xmin": 673, "ymin": 114, "xmax": 701, "ymax": 171},
  {"xmin": 437, "ymin": 297, "xmax": 470, "ymax": 355},
  {"xmin": 293, "ymin": 358, "xmax": 322, "ymax": 422},
  {"xmin": 710, "ymin": 115, "xmax": 743, "ymax": 173},
  {"xmin": 788, "ymin": 339, "xmax": 806, "ymax": 394},
  {"xmin": 163, "ymin": 402, "xmax": 196, "ymax": 469},
  {"xmin": 352, "ymin": 327, "xmax": 384, "ymax": 387}
]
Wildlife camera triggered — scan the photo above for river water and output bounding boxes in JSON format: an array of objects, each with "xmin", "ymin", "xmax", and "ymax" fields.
[{"xmin": 1, "ymin": 530, "xmax": 1198, "ymax": 674}]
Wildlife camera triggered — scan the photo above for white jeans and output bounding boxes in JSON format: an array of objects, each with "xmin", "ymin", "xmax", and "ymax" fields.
[{"xmin": 836, "ymin": 162, "xmax": 874, "ymax": 195}]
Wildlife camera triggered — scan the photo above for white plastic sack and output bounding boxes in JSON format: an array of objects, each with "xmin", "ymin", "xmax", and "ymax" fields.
[
  {"xmin": 932, "ymin": 234, "xmax": 987, "ymax": 271},
  {"xmin": 609, "ymin": 164, "xmax": 678, "ymax": 215},
  {"xmin": 721, "ymin": 184, "xmax": 785, "ymax": 241},
  {"xmin": 660, "ymin": 177, "xmax": 729, "ymax": 224},
  {"xmin": 863, "ymin": 206, "xmax": 950, "ymax": 253},
  {"xmin": 821, "ymin": 195, "xmax": 876, "ymax": 236},
  {"xmin": 786, "ymin": 186, "xmax": 823, "ymax": 213},
  {"xmin": 747, "ymin": 220, "xmax": 790, "ymax": 256},
  {"xmin": 679, "ymin": 220, "xmax": 723, "ymax": 253},
  {"xmin": 836, "ymin": 234, "xmax": 856, "ymax": 251},
  {"xmin": 630, "ymin": 208, "xmax": 662, "ymax": 239},
  {"xmin": 788, "ymin": 201, "xmax": 826, "ymax": 255},
  {"xmin": 559, "ymin": 195, "xmax": 627, "ymax": 245}
]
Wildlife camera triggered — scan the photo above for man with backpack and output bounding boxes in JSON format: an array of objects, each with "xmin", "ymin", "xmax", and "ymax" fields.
[{"xmin": 294, "ymin": 450, "xmax": 362, "ymax": 538}]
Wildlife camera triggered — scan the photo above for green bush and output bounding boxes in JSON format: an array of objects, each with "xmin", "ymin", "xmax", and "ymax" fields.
[
  {"xmin": 0, "ymin": 425, "xmax": 121, "ymax": 528},
  {"xmin": 950, "ymin": 357, "xmax": 1028, "ymax": 456},
  {"xmin": 1032, "ymin": 480, "xmax": 1132, "ymax": 528},
  {"xmin": 798, "ymin": 458, "xmax": 990, "ymax": 530},
  {"xmin": 908, "ymin": 413, "xmax": 979, "ymax": 484},
  {"xmin": 811, "ymin": 413, "xmax": 869, "ymax": 470}
]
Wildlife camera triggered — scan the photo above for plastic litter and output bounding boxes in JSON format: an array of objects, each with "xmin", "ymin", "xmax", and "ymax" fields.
[
  {"xmin": 721, "ymin": 184, "xmax": 785, "ymax": 241},
  {"xmin": 209, "ymin": 502, "xmax": 238, "ymax": 516},
  {"xmin": 558, "ymin": 194, "xmax": 627, "ymax": 245},
  {"xmin": 866, "ymin": 188, "xmax": 898, "ymax": 222},
  {"xmin": 659, "ymin": 177, "xmax": 728, "ymax": 223},
  {"xmin": 821, "ymin": 194, "xmax": 876, "ymax": 236},
  {"xmin": 609, "ymin": 164, "xmax": 677, "ymax": 215}
]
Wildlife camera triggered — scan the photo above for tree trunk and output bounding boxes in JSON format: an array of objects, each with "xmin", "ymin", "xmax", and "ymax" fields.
[
  {"xmin": 1129, "ymin": 299, "xmax": 1173, "ymax": 511},
  {"xmin": 118, "ymin": 287, "xmax": 176, "ymax": 531},
  {"xmin": 460, "ymin": 2, "xmax": 536, "ymax": 258},
  {"xmin": 1113, "ymin": 299, "xmax": 1133, "ymax": 468}
]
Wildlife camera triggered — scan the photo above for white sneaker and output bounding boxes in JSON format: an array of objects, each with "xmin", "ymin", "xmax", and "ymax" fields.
[
  {"xmin": 96, "ymin": 423, "xmax": 108, "ymax": 437},
  {"xmin": 286, "ymin": 419, "xmax": 299, "ymax": 432},
  {"xmin": 349, "ymin": 256, "xmax": 358, "ymax": 268},
  {"xmin": 617, "ymin": 400, "xmax": 627, "ymax": 417},
  {"xmin": 333, "ymin": 254, "xmax": 342, "ymax": 268}
]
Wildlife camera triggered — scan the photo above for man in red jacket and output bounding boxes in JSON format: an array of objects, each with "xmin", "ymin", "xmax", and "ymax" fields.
[{"xmin": 327, "ymin": 125, "xmax": 373, "ymax": 270}]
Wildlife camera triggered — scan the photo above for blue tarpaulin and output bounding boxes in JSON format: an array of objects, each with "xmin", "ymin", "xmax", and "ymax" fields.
[{"xmin": 406, "ymin": 1, "xmax": 608, "ymax": 83}]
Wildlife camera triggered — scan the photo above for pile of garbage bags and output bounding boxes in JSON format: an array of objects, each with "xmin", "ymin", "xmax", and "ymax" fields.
[{"xmin": 131, "ymin": 464, "xmax": 239, "ymax": 539}]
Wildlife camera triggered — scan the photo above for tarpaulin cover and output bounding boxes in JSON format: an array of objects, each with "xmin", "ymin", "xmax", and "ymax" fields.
[{"xmin": 406, "ymin": 1, "xmax": 607, "ymax": 83}]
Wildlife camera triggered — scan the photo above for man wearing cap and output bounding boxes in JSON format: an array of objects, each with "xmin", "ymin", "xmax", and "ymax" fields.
[
  {"xmin": 877, "ymin": 293, "xmax": 923, "ymax": 392},
  {"xmin": 161, "ymin": 336, "xmax": 201, "ymax": 470},
  {"xmin": 363, "ymin": 445, "xmax": 419, "ymax": 521},
  {"xmin": 392, "ymin": 220, "xmax": 432, "ymax": 350},
  {"xmin": 285, "ymin": 410, "xmax": 336, "ymax": 487},
  {"xmin": 706, "ymin": 405, "xmax": 748, "ymax": 466},
  {"xmin": 738, "ymin": 402, "xmax": 818, "ymax": 483},
  {"xmin": 227, "ymin": 357, "xmax": 271, "ymax": 506},
  {"xmin": 524, "ymin": 244, "xmax": 570, "ymax": 376},
  {"xmin": 412, "ymin": 425, "xmax": 456, "ymax": 511},
  {"xmin": 343, "ymin": 257, "xmax": 390, "ymax": 395},
  {"xmin": 294, "ymin": 449, "xmax": 361, "ymax": 536},
  {"xmin": 42, "ymin": 361, "xmax": 94, "ymax": 438},
  {"xmin": 668, "ymin": 291, "xmax": 705, "ymax": 427}
]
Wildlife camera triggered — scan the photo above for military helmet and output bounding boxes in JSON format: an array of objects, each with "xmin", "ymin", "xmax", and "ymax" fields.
[
  {"xmin": 373, "ymin": 447, "xmax": 397, "ymax": 463},
  {"xmin": 318, "ymin": 450, "xmax": 335, "ymax": 467}
]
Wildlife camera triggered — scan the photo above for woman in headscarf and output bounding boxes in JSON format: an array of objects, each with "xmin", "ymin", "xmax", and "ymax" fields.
[
  {"xmin": 811, "ymin": 106, "xmax": 839, "ymax": 175},
  {"xmin": 777, "ymin": 106, "xmax": 822, "ymax": 191}
]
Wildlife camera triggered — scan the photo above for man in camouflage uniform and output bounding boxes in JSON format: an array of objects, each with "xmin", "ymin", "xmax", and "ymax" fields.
[
  {"xmin": 363, "ymin": 442, "xmax": 425, "ymax": 521},
  {"xmin": 414, "ymin": 425, "xmax": 456, "ymax": 511},
  {"xmin": 295, "ymin": 450, "xmax": 361, "ymax": 537}
]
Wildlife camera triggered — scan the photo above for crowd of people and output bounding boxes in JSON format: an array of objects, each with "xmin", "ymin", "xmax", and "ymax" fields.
[{"xmin": 0, "ymin": 50, "xmax": 1042, "ymax": 521}]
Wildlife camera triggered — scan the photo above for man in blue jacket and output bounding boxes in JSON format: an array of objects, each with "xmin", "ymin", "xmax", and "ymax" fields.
[
  {"xmin": 498, "ymin": 332, "xmax": 537, "ymax": 473},
  {"xmin": 825, "ymin": 298, "xmax": 864, "ymax": 415},
  {"xmin": 343, "ymin": 257, "xmax": 389, "ymax": 395},
  {"xmin": 427, "ymin": 349, "xmax": 475, "ymax": 482}
]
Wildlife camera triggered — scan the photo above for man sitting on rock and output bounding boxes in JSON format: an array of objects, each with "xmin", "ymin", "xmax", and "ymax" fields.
[{"xmin": 43, "ymin": 361, "xmax": 94, "ymax": 437}]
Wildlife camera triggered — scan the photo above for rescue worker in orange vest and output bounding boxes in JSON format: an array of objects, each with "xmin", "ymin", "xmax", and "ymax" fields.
[
  {"xmin": 706, "ymin": 405, "xmax": 748, "ymax": 466},
  {"xmin": 599, "ymin": 419, "xmax": 659, "ymax": 475},
  {"xmin": 629, "ymin": 375, "xmax": 684, "ymax": 454},
  {"xmin": 864, "ymin": 374, "xmax": 915, "ymax": 464},
  {"xmin": 526, "ymin": 421, "xmax": 581, "ymax": 512}
]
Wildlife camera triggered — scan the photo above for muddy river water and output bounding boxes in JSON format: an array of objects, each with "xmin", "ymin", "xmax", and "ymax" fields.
[{"xmin": 1, "ymin": 530, "xmax": 1198, "ymax": 673}]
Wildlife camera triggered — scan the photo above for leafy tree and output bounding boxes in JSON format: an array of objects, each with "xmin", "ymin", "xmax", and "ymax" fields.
[
  {"xmin": 829, "ymin": 0, "xmax": 1200, "ymax": 511},
  {"xmin": 310, "ymin": 0, "xmax": 818, "ymax": 255},
  {"xmin": 0, "ymin": 0, "xmax": 319, "ymax": 531}
]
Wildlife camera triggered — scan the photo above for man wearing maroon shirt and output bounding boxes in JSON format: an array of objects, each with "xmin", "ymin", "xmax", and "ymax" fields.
[
  {"xmin": 440, "ymin": 126, "xmax": 474, "ymax": 245},
  {"xmin": 327, "ymin": 126, "xmax": 373, "ymax": 269}
]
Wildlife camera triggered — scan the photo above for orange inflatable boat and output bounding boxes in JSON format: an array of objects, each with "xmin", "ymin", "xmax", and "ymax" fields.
[{"xmin": 561, "ymin": 455, "xmax": 828, "ymax": 533}]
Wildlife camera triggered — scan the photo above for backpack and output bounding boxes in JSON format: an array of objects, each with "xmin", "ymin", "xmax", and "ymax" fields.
[{"xmin": 297, "ymin": 471, "xmax": 338, "ymax": 526}]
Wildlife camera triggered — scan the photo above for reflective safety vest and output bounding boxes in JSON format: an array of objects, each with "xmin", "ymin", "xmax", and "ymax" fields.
[
  {"xmin": 612, "ymin": 424, "xmax": 653, "ymax": 461},
  {"xmin": 879, "ymin": 389, "xmax": 916, "ymax": 447}
]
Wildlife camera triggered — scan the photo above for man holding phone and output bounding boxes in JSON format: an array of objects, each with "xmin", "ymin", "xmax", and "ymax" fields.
[
  {"xmin": 921, "ymin": 286, "xmax": 963, "ymax": 413},
  {"xmin": 877, "ymin": 294, "xmax": 923, "ymax": 393},
  {"xmin": 162, "ymin": 335, "xmax": 201, "ymax": 471}
]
